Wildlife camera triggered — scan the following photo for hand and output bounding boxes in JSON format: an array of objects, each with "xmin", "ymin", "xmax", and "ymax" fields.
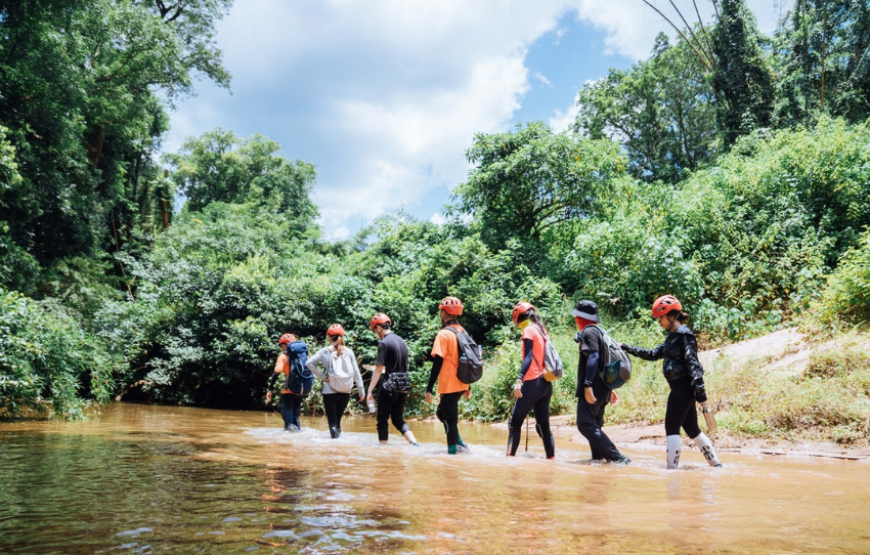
[
  {"xmin": 694, "ymin": 383, "xmax": 707, "ymax": 404},
  {"xmin": 610, "ymin": 391, "xmax": 620, "ymax": 406},
  {"xmin": 620, "ymin": 343, "xmax": 629, "ymax": 350},
  {"xmin": 584, "ymin": 387, "xmax": 597, "ymax": 404},
  {"xmin": 573, "ymin": 331, "xmax": 583, "ymax": 344},
  {"xmin": 265, "ymin": 391, "xmax": 272, "ymax": 403},
  {"xmin": 463, "ymin": 389, "xmax": 471, "ymax": 399},
  {"xmin": 367, "ymin": 392, "xmax": 374, "ymax": 403},
  {"xmin": 513, "ymin": 383, "xmax": 523, "ymax": 398},
  {"xmin": 359, "ymin": 395, "xmax": 365, "ymax": 403},
  {"xmin": 424, "ymin": 392, "xmax": 433, "ymax": 404}
]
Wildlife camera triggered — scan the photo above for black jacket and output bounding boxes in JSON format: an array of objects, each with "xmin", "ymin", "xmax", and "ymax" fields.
[{"xmin": 622, "ymin": 325, "xmax": 704, "ymax": 385}]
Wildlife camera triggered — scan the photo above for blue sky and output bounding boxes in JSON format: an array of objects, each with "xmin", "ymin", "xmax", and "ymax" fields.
[{"xmin": 165, "ymin": 0, "xmax": 783, "ymax": 239}]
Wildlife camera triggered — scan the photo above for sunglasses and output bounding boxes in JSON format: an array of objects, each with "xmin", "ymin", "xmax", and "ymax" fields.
[{"xmin": 329, "ymin": 335, "xmax": 341, "ymax": 342}]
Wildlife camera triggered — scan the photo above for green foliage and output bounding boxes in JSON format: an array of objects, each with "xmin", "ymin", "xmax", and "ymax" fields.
[
  {"xmin": 817, "ymin": 231, "xmax": 870, "ymax": 325},
  {"xmin": 454, "ymin": 122, "xmax": 624, "ymax": 247},
  {"xmin": 165, "ymin": 129, "xmax": 318, "ymax": 228},
  {"xmin": 575, "ymin": 33, "xmax": 719, "ymax": 183},
  {"xmin": 711, "ymin": 0, "xmax": 776, "ymax": 146},
  {"xmin": 0, "ymin": 288, "xmax": 116, "ymax": 419}
]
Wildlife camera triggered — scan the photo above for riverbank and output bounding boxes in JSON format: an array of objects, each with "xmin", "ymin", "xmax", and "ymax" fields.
[{"xmin": 485, "ymin": 327, "xmax": 870, "ymax": 459}]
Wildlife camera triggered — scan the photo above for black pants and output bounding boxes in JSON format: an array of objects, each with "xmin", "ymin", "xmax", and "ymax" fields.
[
  {"xmin": 665, "ymin": 383, "xmax": 701, "ymax": 437},
  {"xmin": 436, "ymin": 391, "xmax": 463, "ymax": 446},
  {"xmin": 576, "ymin": 380, "xmax": 622, "ymax": 461},
  {"xmin": 377, "ymin": 388, "xmax": 409, "ymax": 441},
  {"xmin": 507, "ymin": 377, "xmax": 554, "ymax": 458},
  {"xmin": 280, "ymin": 393, "xmax": 303, "ymax": 429},
  {"xmin": 323, "ymin": 393, "xmax": 350, "ymax": 432}
]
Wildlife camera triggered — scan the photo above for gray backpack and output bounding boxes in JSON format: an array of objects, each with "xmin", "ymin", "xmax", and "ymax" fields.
[
  {"xmin": 585, "ymin": 325, "xmax": 631, "ymax": 389},
  {"xmin": 445, "ymin": 327, "xmax": 484, "ymax": 384},
  {"xmin": 541, "ymin": 336, "xmax": 564, "ymax": 382}
]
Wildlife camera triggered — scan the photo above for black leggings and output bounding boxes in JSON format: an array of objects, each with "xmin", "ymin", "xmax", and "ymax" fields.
[
  {"xmin": 280, "ymin": 393, "xmax": 304, "ymax": 428},
  {"xmin": 665, "ymin": 384, "xmax": 701, "ymax": 438},
  {"xmin": 576, "ymin": 380, "xmax": 622, "ymax": 461},
  {"xmin": 436, "ymin": 391, "xmax": 463, "ymax": 446},
  {"xmin": 377, "ymin": 388, "xmax": 409, "ymax": 441},
  {"xmin": 323, "ymin": 393, "xmax": 350, "ymax": 431},
  {"xmin": 507, "ymin": 377, "xmax": 554, "ymax": 458}
]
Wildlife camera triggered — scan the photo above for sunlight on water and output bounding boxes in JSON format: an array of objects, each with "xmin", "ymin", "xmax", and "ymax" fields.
[{"xmin": 1, "ymin": 403, "xmax": 868, "ymax": 554}]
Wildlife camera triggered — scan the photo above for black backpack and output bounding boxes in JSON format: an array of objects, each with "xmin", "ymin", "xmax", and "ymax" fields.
[{"xmin": 445, "ymin": 327, "xmax": 484, "ymax": 385}]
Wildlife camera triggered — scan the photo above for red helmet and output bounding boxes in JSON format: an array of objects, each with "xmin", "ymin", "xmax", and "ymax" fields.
[
  {"xmin": 652, "ymin": 295, "xmax": 682, "ymax": 318},
  {"xmin": 369, "ymin": 313, "xmax": 391, "ymax": 330},
  {"xmin": 327, "ymin": 323, "xmax": 345, "ymax": 337},
  {"xmin": 438, "ymin": 296, "xmax": 463, "ymax": 316},
  {"xmin": 512, "ymin": 302, "xmax": 535, "ymax": 325},
  {"xmin": 278, "ymin": 333, "xmax": 296, "ymax": 345}
]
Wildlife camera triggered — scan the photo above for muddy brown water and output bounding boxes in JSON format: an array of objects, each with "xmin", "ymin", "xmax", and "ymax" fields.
[{"xmin": 1, "ymin": 403, "xmax": 868, "ymax": 554}]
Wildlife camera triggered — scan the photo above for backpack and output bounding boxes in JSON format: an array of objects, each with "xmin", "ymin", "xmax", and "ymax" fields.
[
  {"xmin": 327, "ymin": 347, "xmax": 355, "ymax": 394},
  {"xmin": 584, "ymin": 325, "xmax": 631, "ymax": 389},
  {"xmin": 284, "ymin": 340, "xmax": 314, "ymax": 396},
  {"xmin": 541, "ymin": 336, "xmax": 564, "ymax": 382},
  {"xmin": 445, "ymin": 327, "xmax": 484, "ymax": 385}
]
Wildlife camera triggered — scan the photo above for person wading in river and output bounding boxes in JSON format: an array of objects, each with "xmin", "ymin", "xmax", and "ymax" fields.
[
  {"xmin": 366, "ymin": 313, "xmax": 419, "ymax": 446},
  {"xmin": 266, "ymin": 333, "xmax": 313, "ymax": 432},
  {"xmin": 573, "ymin": 300, "xmax": 631, "ymax": 464},
  {"xmin": 506, "ymin": 302, "xmax": 555, "ymax": 459},
  {"xmin": 306, "ymin": 324, "xmax": 365, "ymax": 439},
  {"xmin": 425, "ymin": 296, "xmax": 472, "ymax": 455},
  {"xmin": 621, "ymin": 295, "xmax": 722, "ymax": 469}
]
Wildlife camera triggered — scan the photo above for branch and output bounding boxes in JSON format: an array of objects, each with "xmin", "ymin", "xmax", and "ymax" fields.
[
  {"xmin": 166, "ymin": 6, "xmax": 185, "ymax": 23},
  {"xmin": 692, "ymin": 0, "xmax": 717, "ymax": 69},
  {"xmin": 709, "ymin": 0, "xmax": 720, "ymax": 21},
  {"xmin": 668, "ymin": 0, "xmax": 716, "ymax": 70},
  {"xmin": 640, "ymin": 0, "xmax": 712, "ymax": 72}
]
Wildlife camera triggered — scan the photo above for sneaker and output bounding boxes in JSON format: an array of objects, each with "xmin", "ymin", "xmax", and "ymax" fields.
[
  {"xmin": 457, "ymin": 443, "xmax": 472, "ymax": 454},
  {"xmin": 714, "ymin": 463, "xmax": 723, "ymax": 468},
  {"xmin": 612, "ymin": 455, "xmax": 632, "ymax": 465},
  {"xmin": 284, "ymin": 424, "xmax": 300, "ymax": 432}
]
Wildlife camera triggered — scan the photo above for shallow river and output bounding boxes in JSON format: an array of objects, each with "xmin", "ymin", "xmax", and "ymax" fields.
[{"xmin": 1, "ymin": 403, "xmax": 868, "ymax": 554}]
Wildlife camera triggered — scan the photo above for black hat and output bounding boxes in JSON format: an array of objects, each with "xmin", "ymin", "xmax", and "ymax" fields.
[{"xmin": 570, "ymin": 300, "xmax": 600, "ymax": 322}]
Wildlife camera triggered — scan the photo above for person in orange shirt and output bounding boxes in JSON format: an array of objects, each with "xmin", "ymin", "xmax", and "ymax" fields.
[
  {"xmin": 266, "ymin": 333, "xmax": 303, "ymax": 431},
  {"xmin": 506, "ymin": 302, "xmax": 555, "ymax": 459},
  {"xmin": 425, "ymin": 296, "xmax": 472, "ymax": 454}
]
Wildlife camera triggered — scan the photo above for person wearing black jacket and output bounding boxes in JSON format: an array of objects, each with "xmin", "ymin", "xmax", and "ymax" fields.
[
  {"xmin": 572, "ymin": 300, "xmax": 630, "ymax": 464},
  {"xmin": 621, "ymin": 295, "xmax": 722, "ymax": 469}
]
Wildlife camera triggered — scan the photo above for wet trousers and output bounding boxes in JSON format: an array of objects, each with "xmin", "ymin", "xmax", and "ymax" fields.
[
  {"xmin": 323, "ymin": 392, "xmax": 351, "ymax": 433},
  {"xmin": 377, "ymin": 388, "xmax": 409, "ymax": 441},
  {"xmin": 436, "ymin": 391, "xmax": 463, "ymax": 446},
  {"xmin": 576, "ymin": 380, "xmax": 623, "ymax": 461},
  {"xmin": 664, "ymin": 383, "xmax": 701, "ymax": 437},
  {"xmin": 507, "ymin": 377, "xmax": 554, "ymax": 458},
  {"xmin": 280, "ymin": 393, "xmax": 304, "ymax": 429}
]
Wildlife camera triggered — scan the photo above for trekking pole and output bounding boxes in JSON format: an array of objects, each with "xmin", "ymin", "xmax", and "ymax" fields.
[{"xmin": 525, "ymin": 414, "xmax": 529, "ymax": 452}]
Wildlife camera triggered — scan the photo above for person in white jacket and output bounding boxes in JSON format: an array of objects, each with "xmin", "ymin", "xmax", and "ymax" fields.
[{"xmin": 306, "ymin": 323, "xmax": 365, "ymax": 438}]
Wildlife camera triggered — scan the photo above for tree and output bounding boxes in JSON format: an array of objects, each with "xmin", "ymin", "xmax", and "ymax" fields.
[
  {"xmin": 574, "ymin": 33, "xmax": 719, "ymax": 183},
  {"xmin": 453, "ymin": 122, "xmax": 624, "ymax": 247},
  {"xmin": 774, "ymin": 0, "xmax": 870, "ymax": 127},
  {"xmin": 165, "ymin": 129, "xmax": 319, "ymax": 232},
  {"xmin": 710, "ymin": 0, "xmax": 776, "ymax": 146}
]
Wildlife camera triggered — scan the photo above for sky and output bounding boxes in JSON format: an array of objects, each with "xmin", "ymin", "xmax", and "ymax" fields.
[{"xmin": 165, "ymin": 0, "xmax": 786, "ymax": 240}]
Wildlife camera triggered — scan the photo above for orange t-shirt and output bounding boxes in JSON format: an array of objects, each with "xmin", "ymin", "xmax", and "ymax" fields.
[
  {"xmin": 521, "ymin": 324, "xmax": 546, "ymax": 381},
  {"xmin": 274, "ymin": 353, "xmax": 291, "ymax": 394},
  {"xmin": 430, "ymin": 325, "xmax": 471, "ymax": 394}
]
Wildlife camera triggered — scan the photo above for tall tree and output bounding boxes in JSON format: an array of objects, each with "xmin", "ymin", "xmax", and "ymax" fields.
[
  {"xmin": 574, "ymin": 33, "xmax": 719, "ymax": 183},
  {"xmin": 710, "ymin": 0, "xmax": 776, "ymax": 146},
  {"xmin": 453, "ymin": 122, "xmax": 624, "ymax": 248}
]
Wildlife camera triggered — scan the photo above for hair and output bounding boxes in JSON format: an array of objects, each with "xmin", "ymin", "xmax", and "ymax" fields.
[
  {"xmin": 669, "ymin": 310, "xmax": 690, "ymax": 324},
  {"xmin": 517, "ymin": 308, "xmax": 548, "ymax": 337},
  {"xmin": 330, "ymin": 335, "xmax": 345, "ymax": 357}
]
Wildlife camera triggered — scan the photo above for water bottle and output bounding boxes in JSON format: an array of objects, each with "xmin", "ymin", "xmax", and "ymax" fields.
[{"xmin": 367, "ymin": 398, "xmax": 376, "ymax": 414}]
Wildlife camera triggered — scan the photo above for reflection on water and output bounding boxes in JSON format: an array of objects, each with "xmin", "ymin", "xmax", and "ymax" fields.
[{"xmin": 1, "ymin": 403, "xmax": 868, "ymax": 554}]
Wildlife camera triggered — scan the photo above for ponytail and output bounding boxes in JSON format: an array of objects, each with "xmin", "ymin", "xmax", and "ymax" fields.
[
  {"xmin": 518, "ymin": 309, "xmax": 549, "ymax": 338},
  {"xmin": 332, "ymin": 336, "xmax": 345, "ymax": 357},
  {"xmin": 675, "ymin": 311, "xmax": 690, "ymax": 324}
]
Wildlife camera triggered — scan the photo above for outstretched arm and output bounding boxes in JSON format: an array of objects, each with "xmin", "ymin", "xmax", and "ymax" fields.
[{"xmin": 621, "ymin": 342, "xmax": 665, "ymax": 361}]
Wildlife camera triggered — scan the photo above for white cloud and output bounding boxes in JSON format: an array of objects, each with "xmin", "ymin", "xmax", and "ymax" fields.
[
  {"xmin": 533, "ymin": 72, "xmax": 552, "ymax": 86},
  {"xmin": 166, "ymin": 0, "xmax": 791, "ymax": 236},
  {"xmin": 430, "ymin": 212, "xmax": 447, "ymax": 225},
  {"xmin": 549, "ymin": 96, "xmax": 581, "ymax": 133}
]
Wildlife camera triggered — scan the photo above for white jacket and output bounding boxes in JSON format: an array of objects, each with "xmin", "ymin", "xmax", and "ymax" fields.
[{"xmin": 306, "ymin": 345, "xmax": 365, "ymax": 395}]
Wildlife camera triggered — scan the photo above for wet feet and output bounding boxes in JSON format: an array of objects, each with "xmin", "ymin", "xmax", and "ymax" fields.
[{"xmin": 284, "ymin": 424, "xmax": 300, "ymax": 432}]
